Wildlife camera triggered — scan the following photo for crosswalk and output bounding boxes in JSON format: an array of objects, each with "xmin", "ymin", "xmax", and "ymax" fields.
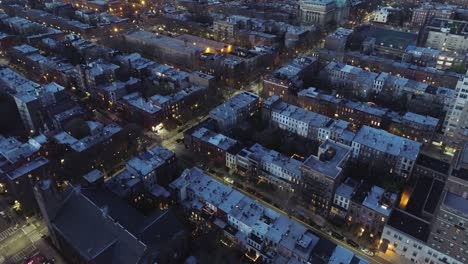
[
  {"xmin": 0, "ymin": 226, "xmax": 18, "ymax": 242},
  {"xmin": 27, "ymin": 230, "xmax": 43, "ymax": 243},
  {"xmin": 6, "ymin": 244, "xmax": 37, "ymax": 263}
]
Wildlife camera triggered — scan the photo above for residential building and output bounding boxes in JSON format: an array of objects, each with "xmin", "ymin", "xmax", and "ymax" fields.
[
  {"xmin": 184, "ymin": 127, "xmax": 241, "ymax": 167},
  {"xmin": 373, "ymin": 7, "xmax": 391, "ymax": 24},
  {"xmin": 424, "ymin": 18, "xmax": 468, "ymax": 53},
  {"xmin": 262, "ymin": 56, "xmax": 318, "ymax": 101},
  {"xmin": 0, "ymin": 135, "xmax": 49, "ymax": 214},
  {"xmin": 341, "ymin": 51, "xmax": 462, "ymax": 89},
  {"xmin": 351, "ymin": 126, "xmax": 422, "ymax": 178},
  {"xmin": 263, "ymin": 96, "xmax": 331, "ymax": 139},
  {"xmin": 403, "ymin": 45, "xmax": 442, "ymax": 68},
  {"xmin": 298, "ymin": 87, "xmax": 439, "ymax": 143},
  {"xmin": 388, "ymin": 112, "xmax": 439, "ymax": 143},
  {"xmin": 51, "ymin": 122, "xmax": 124, "ymax": 179},
  {"xmin": 411, "ymin": 4, "xmax": 456, "ymax": 28},
  {"xmin": 169, "ymin": 167, "xmax": 325, "ymax": 263},
  {"xmin": 444, "ymin": 70, "xmax": 468, "ymax": 145},
  {"xmin": 330, "ymin": 178, "xmax": 359, "ymax": 219},
  {"xmin": 412, "ymin": 144, "xmax": 453, "ymax": 182},
  {"xmin": 106, "ymin": 143, "xmax": 176, "ymax": 198},
  {"xmin": 0, "ymin": 66, "xmax": 74, "ymax": 132},
  {"xmin": 300, "ymin": 140, "xmax": 351, "ymax": 215},
  {"xmin": 120, "ymin": 92, "xmax": 163, "ymax": 129},
  {"xmin": 323, "ymin": 61, "xmax": 378, "ymax": 98},
  {"xmin": 209, "ymin": 91, "xmax": 259, "ymax": 131},
  {"xmin": 235, "ymin": 144, "xmax": 302, "ymax": 190},
  {"xmin": 213, "ymin": 20, "xmax": 236, "ymax": 42},
  {"xmin": 324, "ymin": 27, "xmax": 353, "ymax": 52},
  {"xmin": 348, "ymin": 185, "xmax": 397, "ymax": 238},
  {"xmin": 318, "ymin": 119, "xmax": 356, "ymax": 146}
]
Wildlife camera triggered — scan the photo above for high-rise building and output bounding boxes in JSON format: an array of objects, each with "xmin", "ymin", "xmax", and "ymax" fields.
[{"xmin": 444, "ymin": 70, "xmax": 468, "ymax": 144}]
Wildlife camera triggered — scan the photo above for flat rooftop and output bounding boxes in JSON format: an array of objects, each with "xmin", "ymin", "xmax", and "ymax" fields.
[
  {"xmin": 443, "ymin": 192, "xmax": 468, "ymax": 218},
  {"xmin": 362, "ymin": 186, "xmax": 396, "ymax": 217},
  {"xmin": 416, "ymin": 153, "xmax": 451, "ymax": 175},
  {"xmin": 272, "ymin": 101, "xmax": 331, "ymax": 128},
  {"xmin": 302, "ymin": 140, "xmax": 350, "ymax": 179},
  {"xmin": 191, "ymin": 127, "xmax": 238, "ymax": 151},
  {"xmin": 387, "ymin": 209, "xmax": 430, "ymax": 242},
  {"xmin": 209, "ymin": 91, "xmax": 258, "ymax": 121},
  {"xmin": 354, "ymin": 126, "xmax": 422, "ymax": 160}
]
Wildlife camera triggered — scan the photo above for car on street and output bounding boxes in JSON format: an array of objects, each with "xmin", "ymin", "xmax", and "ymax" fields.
[
  {"xmin": 331, "ymin": 231, "xmax": 344, "ymax": 241},
  {"xmin": 360, "ymin": 248, "xmax": 374, "ymax": 257},
  {"xmin": 346, "ymin": 239, "xmax": 359, "ymax": 248},
  {"xmin": 0, "ymin": 211, "xmax": 6, "ymax": 219}
]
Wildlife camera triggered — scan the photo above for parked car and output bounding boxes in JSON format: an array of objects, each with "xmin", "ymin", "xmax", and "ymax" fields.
[
  {"xmin": 360, "ymin": 248, "xmax": 374, "ymax": 257},
  {"xmin": 346, "ymin": 239, "xmax": 359, "ymax": 248},
  {"xmin": 331, "ymin": 231, "xmax": 344, "ymax": 241}
]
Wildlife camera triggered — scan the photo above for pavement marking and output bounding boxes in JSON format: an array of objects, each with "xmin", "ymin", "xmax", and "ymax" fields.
[
  {"xmin": 0, "ymin": 226, "xmax": 18, "ymax": 242},
  {"xmin": 6, "ymin": 244, "xmax": 37, "ymax": 263}
]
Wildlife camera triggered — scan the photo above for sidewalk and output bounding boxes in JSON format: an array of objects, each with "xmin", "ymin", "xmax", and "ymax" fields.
[
  {"xmin": 377, "ymin": 247, "xmax": 413, "ymax": 264},
  {"xmin": 34, "ymin": 238, "xmax": 68, "ymax": 264}
]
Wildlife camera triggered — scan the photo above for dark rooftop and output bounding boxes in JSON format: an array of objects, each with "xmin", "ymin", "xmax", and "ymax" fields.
[
  {"xmin": 368, "ymin": 25, "xmax": 417, "ymax": 50},
  {"xmin": 310, "ymin": 238, "xmax": 336, "ymax": 263},
  {"xmin": 424, "ymin": 180, "xmax": 444, "ymax": 215},
  {"xmin": 452, "ymin": 168, "xmax": 468, "ymax": 182},
  {"xmin": 387, "ymin": 209, "xmax": 430, "ymax": 242},
  {"xmin": 416, "ymin": 154, "xmax": 451, "ymax": 175},
  {"xmin": 405, "ymin": 177, "xmax": 444, "ymax": 217}
]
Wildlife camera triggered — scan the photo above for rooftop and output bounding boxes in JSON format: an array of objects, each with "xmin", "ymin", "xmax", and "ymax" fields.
[
  {"xmin": 82, "ymin": 169, "xmax": 104, "ymax": 184},
  {"xmin": 243, "ymin": 143, "xmax": 302, "ymax": 180},
  {"xmin": 354, "ymin": 126, "xmax": 422, "ymax": 160},
  {"xmin": 272, "ymin": 101, "xmax": 331, "ymax": 128},
  {"xmin": 7, "ymin": 157, "xmax": 49, "ymax": 180},
  {"xmin": 126, "ymin": 145, "xmax": 174, "ymax": 177},
  {"xmin": 274, "ymin": 56, "xmax": 316, "ymax": 80},
  {"xmin": 209, "ymin": 91, "xmax": 258, "ymax": 121},
  {"xmin": 362, "ymin": 186, "xmax": 397, "ymax": 217},
  {"xmin": 302, "ymin": 140, "xmax": 350, "ymax": 179},
  {"xmin": 442, "ymin": 192, "xmax": 468, "ymax": 218},
  {"xmin": 191, "ymin": 127, "xmax": 238, "ymax": 151},
  {"xmin": 387, "ymin": 209, "xmax": 430, "ymax": 242},
  {"xmin": 125, "ymin": 30, "xmax": 202, "ymax": 54},
  {"xmin": 54, "ymin": 123, "xmax": 122, "ymax": 152},
  {"xmin": 122, "ymin": 92, "xmax": 161, "ymax": 114},
  {"xmin": 106, "ymin": 169, "xmax": 142, "ymax": 197},
  {"xmin": 401, "ymin": 112, "xmax": 439, "ymax": 128},
  {"xmin": 49, "ymin": 184, "xmax": 185, "ymax": 263},
  {"xmin": 297, "ymin": 87, "xmax": 342, "ymax": 105},
  {"xmin": 13, "ymin": 44, "xmax": 38, "ymax": 54},
  {"xmin": 170, "ymin": 167, "xmax": 322, "ymax": 261},
  {"xmin": 328, "ymin": 27, "xmax": 353, "ymax": 39},
  {"xmin": 416, "ymin": 153, "xmax": 451, "ymax": 175},
  {"xmin": 335, "ymin": 178, "xmax": 358, "ymax": 199},
  {"xmin": 427, "ymin": 18, "xmax": 468, "ymax": 36},
  {"xmin": 0, "ymin": 136, "xmax": 42, "ymax": 168}
]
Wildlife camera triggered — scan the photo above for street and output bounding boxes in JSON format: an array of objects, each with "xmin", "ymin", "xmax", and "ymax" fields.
[{"xmin": 0, "ymin": 196, "xmax": 66, "ymax": 263}]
